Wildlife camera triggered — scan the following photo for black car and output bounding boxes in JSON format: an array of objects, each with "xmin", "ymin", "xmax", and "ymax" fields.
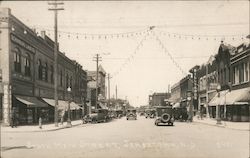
[
  {"xmin": 145, "ymin": 109, "xmax": 156, "ymax": 118},
  {"xmin": 83, "ymin": 109, "xmax": 109, "ymax": 123},
  {"xmin": 154, "ymin": 106, "xmax": 174, "ymax": 126},
  {"xmin": 126, "ymin": 109, "xmax": 137, "ymax": 120}
]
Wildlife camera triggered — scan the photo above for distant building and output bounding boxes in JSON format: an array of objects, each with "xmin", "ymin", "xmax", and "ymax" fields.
[
  {"xmin": 169, "ymin": 81, "xmax": 181, "ymax": 108},
  {"xmin": 149, "ymin": 92, "xmax": 171, "ymax": 107},
  {"xmin": 87, "ymin": 65, "xmax": 106, "ymax": 109},
  {"xmin": 179, "ymin": 75, "xmax": 193, "ymax": 108},
  {"xmin": 196, "ymin": 56, "xmax": 218, "ymax": 116}
]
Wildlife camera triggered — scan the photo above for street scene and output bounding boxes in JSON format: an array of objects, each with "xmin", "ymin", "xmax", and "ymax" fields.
[{"xmin": 0, "ymin": 1, "xmax": 249, "ymax": 158}]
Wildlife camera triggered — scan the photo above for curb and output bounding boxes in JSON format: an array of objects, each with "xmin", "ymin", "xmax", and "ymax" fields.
[
  {"xmin": 1, "ymin": 123, "xmax": 83, "ymax": 133},
  {"xmin": 193, "ymin": 121, "xmax": 249, "ymax": 131}
]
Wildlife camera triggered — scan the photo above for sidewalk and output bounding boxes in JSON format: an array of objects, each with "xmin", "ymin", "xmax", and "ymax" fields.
[
  {"xmin": 1, "ymin": 120, "xmax": 83, "ymax": 133},
  {"xmin": 193, "ymin": 116, "xmax": 249, "ymax": 131}
]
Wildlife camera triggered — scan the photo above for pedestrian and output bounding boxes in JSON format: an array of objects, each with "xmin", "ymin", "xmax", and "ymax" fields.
[
  {"xmin": 39, "ymin": 117, "xmax": 42, "ymax": 129},
  {"xmin": 60, "ymin": 117, "xmax": 64, "ymax": 125}
]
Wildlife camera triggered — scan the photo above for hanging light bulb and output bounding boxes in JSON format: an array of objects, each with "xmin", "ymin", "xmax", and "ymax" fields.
[
  {"xmin": 24, "ymin": 30, "xmax": 27, "ymax": 34},
  {"xmin": 11, "ymin": 26, "xmax": 15, "ymax": 31}
]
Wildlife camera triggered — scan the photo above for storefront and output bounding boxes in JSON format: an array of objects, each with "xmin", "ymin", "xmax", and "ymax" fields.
[
  {"xmin": 42, "ymin": 98, "xmax": 82, "ymax": 121},
  {"xmin": 208, "ymin": 87, "xmax": 250, "ymax": 122},
  {"xmin": 12, "ymin": 95, "xmax": 50, "ymax": 125}
]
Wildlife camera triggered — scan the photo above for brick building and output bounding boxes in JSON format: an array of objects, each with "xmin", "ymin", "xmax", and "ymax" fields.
[
  {"xmin": 209, "ymin": 41, "xmax": 250, "ymax": 121},
  {"xmin": 0, "ymin": 8, "xmax": 87, "ymax": 125}
]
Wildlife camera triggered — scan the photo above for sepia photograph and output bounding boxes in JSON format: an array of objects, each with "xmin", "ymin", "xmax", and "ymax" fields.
[{"xmin": 0, "ymin": 0, "xmax": 249, "ymax": 158}]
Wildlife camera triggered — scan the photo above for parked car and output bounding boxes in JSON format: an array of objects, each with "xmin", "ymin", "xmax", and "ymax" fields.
[
  {"xmin": 173, "ymin": 107, "xmax": 188, "ymax": 121},
  {"xmin": 126, "ymin": 109, "xmax": 137, "ymax": 120},
  {"xmin": 154, "ymin": 106, "xmax": 174, "ymax": 126},
  {"xmin": 83, "ymin": 109, "xmax": 109, "ymax": 123},
  {"xmin": 115, "ymin": 109, "xmax": 124, "ymax": 118},
  {"xmin": 145, "ymin": 109, "xmax": 156, "ymax": 118}
]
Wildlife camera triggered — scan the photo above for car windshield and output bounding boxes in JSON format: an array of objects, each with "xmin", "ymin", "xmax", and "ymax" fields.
[
  {"xmin": 127, "ymin": 110, "xmax": 136, "ymax": 113},
  {"xmin": 156, "ymin": 107, "xmax": 172, "ymax": 116}
]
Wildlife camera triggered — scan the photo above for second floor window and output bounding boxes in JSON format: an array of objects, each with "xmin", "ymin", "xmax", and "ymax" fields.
[
  {"xmin": 24, "ymin": 54, "xmax": 31, "ymax": 77},
  {"xmin": 14, "ymin": 48, "xmax": 21, "ymax": 73},
  {"xmin": 51, "ymin": 65, "xmax": 54, "ymax": 84},
  {"xmin": 244, "ymin": 62, "xmax": 249, "ymax": 82},
  {"xmin": 44, "ymin": 63, "xmax": 48, "ymax": 82},
  {"xmin": 233, "ymin": 66, "xmax": 239, "ymax": 84},
  {"xmin": 38, "ymin": 59, "xmax": 43, "ymax": 80}
]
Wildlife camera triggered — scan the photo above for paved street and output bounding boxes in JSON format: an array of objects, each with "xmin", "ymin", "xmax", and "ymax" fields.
[{"xmin": 1, "ymin": 116, "xmax": 249, "ymax": 158}]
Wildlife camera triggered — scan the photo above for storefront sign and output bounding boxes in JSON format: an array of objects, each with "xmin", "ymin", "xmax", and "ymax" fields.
[{"xmin": 11, "ymin": 34, "xmax": 36, "ymax": 53}]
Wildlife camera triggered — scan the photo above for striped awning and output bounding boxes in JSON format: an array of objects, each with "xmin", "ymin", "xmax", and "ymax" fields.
[{"xmin": 209, "ymin": 87, "xmax": 250, "ymax": 106}]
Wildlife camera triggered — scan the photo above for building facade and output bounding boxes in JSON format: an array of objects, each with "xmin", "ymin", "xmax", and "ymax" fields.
[
  {"xmin": 149, "ymin": 92, "xmax": 171, "ymax": 107},
  {"xmin": 169, "ymin": 81, "xmax": 181, "ymax": 108},
  {"xmin": 0, "ymin": 8, "xmax": 87, "ymax": 125},
  {"xmin": 196, "ymin": 56, "xmax": 218, "ymax": 117},
  {"xmin": 209, "ymin": 40, "xmax": 250, "ymax": 121},
  {"xmin": 87, "ymin": 65, "xmax": 106, "ymax": 109}
]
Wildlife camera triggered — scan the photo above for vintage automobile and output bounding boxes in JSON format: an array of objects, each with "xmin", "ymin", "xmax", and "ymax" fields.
[
  {"xmin": 83, "ymin": 109, "xmax": 109, "ymax": 123},
  {"xmin": 145, "ymin": 109, "xmax": 156, "ymax": 119},
  {"xmin": 115, "ymin": 109, "xmax": 124, "ymax": 118},
  {"xmin": 126, "ymin": 109, "xmax": 137, "ymax": 120},
  {"xmin": 173, "ymin": 107, "xmax": 188, "ymax": 121},
  {"xmin": 154, "ymin": 106, "xmax": 174, "ymax": 126}
]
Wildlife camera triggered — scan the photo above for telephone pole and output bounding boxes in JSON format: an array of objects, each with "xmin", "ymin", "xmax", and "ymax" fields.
[
  {"xmin": 108, "ymin": 74, "xmax": 111, "ymax": 108},
  {"xmin": 48, "ymin": 0, "xmax": 64, "ymax": 127},
  {"xmin": 93, "ymin": 54, "xmax": 102, "ymax": 109},
  {"xmin": 115, "ymin": 85, "xmax": 118, "ymax": 100}
]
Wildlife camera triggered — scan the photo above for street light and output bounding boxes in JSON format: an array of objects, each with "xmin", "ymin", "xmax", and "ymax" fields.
[
  {"xmin": 216, "ymin": 84, "xmax": 222, "ymax": 125},
  {"xmin": 66, "ymin": 87, "xmax": 72, "ymax": 128},
  {"xmin": 186, "ymin": 90, "xmax": 193, "ymax": 122}
]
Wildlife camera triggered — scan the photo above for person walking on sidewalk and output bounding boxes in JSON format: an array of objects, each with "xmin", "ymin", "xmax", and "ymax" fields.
[
  {"xmin": 39, "ymin": 117, "xmax": 42, "ymax": 129},
  {"xmin": 11, "ymin": 113, "xmax": 17, "ymax": 128}
]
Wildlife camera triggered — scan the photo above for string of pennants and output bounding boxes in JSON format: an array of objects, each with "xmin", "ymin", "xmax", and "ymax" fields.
[
  {"xmin": 110, "ymin": 28, "xmax": 153, "ymax": 79},
  {"xmin": 30, "ymin": 26, "xmax": 247, "ymax": 41}
]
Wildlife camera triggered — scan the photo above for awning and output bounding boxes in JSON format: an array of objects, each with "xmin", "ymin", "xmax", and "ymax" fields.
[
  {"xmin": 173, "ymin": 102, "xmax": 180, "ymax": 108},
  {"xmin": 208, "ymin": 87, "xmax": 250, "ymax": 106},
  {"xmin": 15, "ymin": 95, "xmax": 48, "ymax": 108},
  {"xmin": 42, "ymin": 98, "xmax": 81, "ymax": 110}
]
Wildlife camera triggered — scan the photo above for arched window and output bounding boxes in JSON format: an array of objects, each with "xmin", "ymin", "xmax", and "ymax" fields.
[
  {"xmin": 51, "ymin": 65, "xmax": 54, "ymax": 84},
  {"xmin": 14, "ymin": 48, "xmax": 21, "ymax": 73},
  {"xmin": 66, "ymin": 73, "xmax": 69, "ymax": 88},
  {"xmin": 44, "ymin": 62, "xmax": 48, "ymax": 82},
  {"xmin": 38, "ymin": 59, "xmax": 43, "ymax": 80},
  {"xmin": 24, "ymin": 53, "xmax": 31, "ymax": 76},
  {"xmin": 60, "ymin": 70, "xmax": 63, "ymax": 86}
]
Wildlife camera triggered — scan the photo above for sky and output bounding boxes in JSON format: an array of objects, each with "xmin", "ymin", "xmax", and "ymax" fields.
[{"xmin": 1, "ymin": 1, "xmax": 249, "ymax": 107}]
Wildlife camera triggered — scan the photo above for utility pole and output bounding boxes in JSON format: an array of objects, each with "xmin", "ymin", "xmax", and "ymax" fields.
[
  {"xmin": 48, "ymin": 0, "xmax": 64, "ymax": 127},
  {"xmin": 108, "ymin": 74, "xmax": 110, "ymax": 108},
  {"xmin": 115, "ymin": 85, "xmax": 118, "ymax": 100},
  {"xmin": 93, "ymin": 54, "xmax": 102, "ymax": 109}
]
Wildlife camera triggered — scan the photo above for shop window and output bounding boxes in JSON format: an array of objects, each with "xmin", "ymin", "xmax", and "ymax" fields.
[
  {"xmin": 24, "ymin": 54, "xmax": 31, "ymax": 77},
  {"xmin": 14, "ymin": 48, "xmax": 21, "ymax": 73},
  {"xmin": 38, "ymin": 59, "xmax": 43, "ymax": 80}
]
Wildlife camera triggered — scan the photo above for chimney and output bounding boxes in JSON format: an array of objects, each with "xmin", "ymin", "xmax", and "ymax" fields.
[{"xmin": 41, "ymin": 30, "xmax": 46, "ymax": 39}]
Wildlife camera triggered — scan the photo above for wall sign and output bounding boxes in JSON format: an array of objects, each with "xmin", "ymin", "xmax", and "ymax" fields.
[{"xmin": 11, "ymin": 34, "xmax": 36, "ymax": 53}]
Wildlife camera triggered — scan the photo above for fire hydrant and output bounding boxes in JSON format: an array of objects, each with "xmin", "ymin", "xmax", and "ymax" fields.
[{"xmin": 39, "ymin": 117, "xmax": 42, "ymax": 129}]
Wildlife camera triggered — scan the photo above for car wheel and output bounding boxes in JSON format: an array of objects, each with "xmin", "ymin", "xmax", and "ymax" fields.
[{"xmin": 126, "ymin": 118, "xmax": 128, "ymax": 120}]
